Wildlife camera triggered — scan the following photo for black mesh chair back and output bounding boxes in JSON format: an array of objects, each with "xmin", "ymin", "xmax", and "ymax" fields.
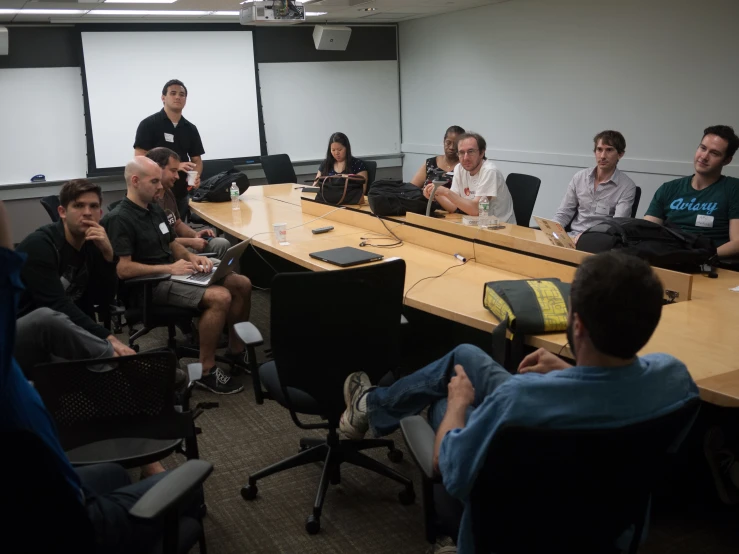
[
  {"xmin": 29, "ymin": 352, "xmax": 195, "ymax": 453},
  {"xmin": 469, "ymin": 398, "xmax": 700, "ymax": 554},
  {"xmin": 261, "ymin": 153, "xmax": 298, "ymax": 184},
  {"xmin": 2, "ymin": 430, "xmax": 95, "ymax": 554},
  {"xmin": 40, "ymin": 195, "xmax": 61, "ymax": 222},
  {"xmin": 506, "ymin": 173, "xmax": 541, "ymax": 227},
  {"xmin": 631, "ymin": 186, "xmax": 642, "ymax": 218},
  {"xmin": 363, "ymin": 159, "xmax": 378, "ymax": 193},
  {"xmin": 270, "ymin": 258, "xmax": 405, "ymax": 418},
  {"xmin": 201, "ymin": 159, "xmax": 235, "ymax": 181}
]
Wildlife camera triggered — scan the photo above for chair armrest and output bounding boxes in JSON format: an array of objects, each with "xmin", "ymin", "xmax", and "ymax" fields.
[
  {"xmin": 129, "ymin": 459, "xmax": 213, "ymax": 521},
  {"xmin": 233, "ymin": 322, "xmax": 264, "ymax": 347},
  {"xmin": 123, "ymin": 274, "xmax": 171, "ymax": 287},
  {"xmin": 400, "ymin": 415, "xmax": 437, "ymax": 481}
]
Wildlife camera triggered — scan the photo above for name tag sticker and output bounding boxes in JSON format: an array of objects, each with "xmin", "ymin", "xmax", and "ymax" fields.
[
  {"xmin": 159, "ymin": 222, "xmax": 169, "ymax": 234},
  {"xmin": 696, "ymin": 215, "xmax": 714, "ymax": 228},
  {"xmin": 164, "ymin": 133, "xmax": 174, "ymax": 143}
]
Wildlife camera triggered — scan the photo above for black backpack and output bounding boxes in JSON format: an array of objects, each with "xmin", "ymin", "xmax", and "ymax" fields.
[
  {"xmin": 367, "ymin": 180, "xmax": 439, "ymax": 216},
  {"xmin": 192, "ymin": 168, "xmax": 250, "ymax": 203},
  {"xmin": 576, "ymin": 217, "xmax": 716, "ymax": 271}
]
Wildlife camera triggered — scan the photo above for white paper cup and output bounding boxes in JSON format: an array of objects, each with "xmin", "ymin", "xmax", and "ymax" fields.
[
  {"xmin": 273, "ymin": 223, "xmax": 287, "ymax": 243},
  {"xmin": 186, "ymin": 171, "xmax": 198, "ymax": 188}
]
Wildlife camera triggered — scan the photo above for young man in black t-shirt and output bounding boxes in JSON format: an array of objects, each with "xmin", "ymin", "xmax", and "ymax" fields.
[
  {"xmin": 16, "ymin": 180, "xmax": 135, "ymax": 358},
  {"xmin": 134, "ymin": 79, "xmax": 205, "ymax": 219}
]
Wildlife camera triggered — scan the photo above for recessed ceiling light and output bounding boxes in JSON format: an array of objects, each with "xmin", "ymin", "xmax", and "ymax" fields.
[
  {"xmin": 210, "ymin": 11, "xmax": 241, "ymax": 16},
  {"xmin": 87, "ymin": 10, "xmax": 209, "ymax": 16},
  {"xmin": 0, "ymin": 9, "xmax": 88, "ymax": 15},
  {"xmin": 105, "ymin": 0, "xmax": 178, "ymax": 3},
  {"xmin": 306, "ymin": 12, "xmax": 328, "ymax": 16}
]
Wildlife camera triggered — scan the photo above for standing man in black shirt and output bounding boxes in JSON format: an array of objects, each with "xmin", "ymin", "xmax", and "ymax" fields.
[
  {"xmin": 134, "ymin": 79, "xmax": 204, "ymax": 220},
  {"xmin": 16, "ymin": 180, "xmax": 135, "ymax": 358}
]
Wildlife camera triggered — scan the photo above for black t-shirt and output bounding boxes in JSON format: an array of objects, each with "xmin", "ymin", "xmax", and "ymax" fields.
[
  {"xmin": 103, "ymin": 198, "xmax": 175, "ymax": 266},
  {"xmin": 133, "ymin": 109, "xmax": 205, "ymax": 199}
]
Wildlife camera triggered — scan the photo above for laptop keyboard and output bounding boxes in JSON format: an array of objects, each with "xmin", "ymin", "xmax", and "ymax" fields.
[{"xmin": 187, "ymin": 272, "xmax": 212, "ymax": 283}]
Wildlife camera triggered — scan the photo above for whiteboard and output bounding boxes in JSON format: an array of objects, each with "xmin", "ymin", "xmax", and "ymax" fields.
[
  {"xmin": 0, "ymin": 67, "xmax": 87, "ymax": 186},
  {"xmin": 259, "ymin": 61, "xmax": 401, "ymax": 161},
  {"xmin": 81, "ymin": 31, "xmax": 262, "ymax": 170}
]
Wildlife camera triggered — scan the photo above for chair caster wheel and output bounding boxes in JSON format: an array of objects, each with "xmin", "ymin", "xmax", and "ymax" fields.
[
  {"xmin": 241, "ymin": 484, "xmax": 258, "ymax": 501},
  {"xmin": 398, "ymin": 487, "xmax": 415, "ymax": 505},
  {"xmin": 387, "ymin": 449, "xmax": 403, "ymax": 463},
  {"xmin": 305, "ymin": 515, "xmax": 321, "ymax": 535}
]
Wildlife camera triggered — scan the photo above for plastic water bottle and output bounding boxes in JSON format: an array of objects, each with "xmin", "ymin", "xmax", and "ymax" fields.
[
  {"xmin": 230, "ymin": 182, "xmax": 240, "ymax": 210},
  {"xmin": 478, "ymin": 196, "xmax": 490, "ymax": 228}
]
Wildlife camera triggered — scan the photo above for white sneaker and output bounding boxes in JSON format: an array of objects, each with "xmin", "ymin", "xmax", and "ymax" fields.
[{"xmin": 339, "ymin": 371, "xmax": 371, "ymax": 440}]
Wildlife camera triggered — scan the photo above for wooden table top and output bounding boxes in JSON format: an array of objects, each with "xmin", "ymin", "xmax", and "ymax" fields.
[{"xmin": 191, "ymin": 185, "xmax": 739, "ymax": 406}]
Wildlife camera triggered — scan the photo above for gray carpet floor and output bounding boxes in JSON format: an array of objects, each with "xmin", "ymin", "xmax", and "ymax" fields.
[{"xmin": 129, "ymin": 290, "xmax": 738, "ymax": 554}]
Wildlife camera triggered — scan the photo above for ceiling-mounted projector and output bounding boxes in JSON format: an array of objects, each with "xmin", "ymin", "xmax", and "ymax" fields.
[{"xmin": 240, "ymin": 1, "xmax": 306, "ymax": 25}]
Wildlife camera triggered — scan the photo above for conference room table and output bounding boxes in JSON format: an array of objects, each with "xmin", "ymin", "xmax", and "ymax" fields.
[{"xmin": 190, "ymin": 184, "xmax": 739, "ymax": 408}]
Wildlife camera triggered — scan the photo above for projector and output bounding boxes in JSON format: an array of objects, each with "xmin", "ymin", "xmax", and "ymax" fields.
[{"xmin": 240, "ymin": 1, "xmax": 306, "ymax": 25}]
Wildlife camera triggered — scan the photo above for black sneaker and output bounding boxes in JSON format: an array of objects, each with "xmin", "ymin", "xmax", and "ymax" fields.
[{"xmin": 196, "ymin": 367, "xmax": 244, "ymax": 395}]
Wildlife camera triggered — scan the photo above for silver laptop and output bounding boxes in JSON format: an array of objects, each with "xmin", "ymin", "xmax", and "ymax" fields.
[
  {"xmin": 533, "ymin": 216, "xmax": 577, "ymax": 249},
  {"xmin": 170, "ymin": 239, "xmax": 250, "ymax": 287}
]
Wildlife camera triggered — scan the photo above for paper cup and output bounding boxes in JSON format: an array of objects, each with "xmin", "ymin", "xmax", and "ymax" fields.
[
  {"xmin": 273, "ymin": 223, "xmax": 287, "ymax": 243},
  {"xmin": 186, "ymin": 171, "xmax": 198, "ymax": 188}
]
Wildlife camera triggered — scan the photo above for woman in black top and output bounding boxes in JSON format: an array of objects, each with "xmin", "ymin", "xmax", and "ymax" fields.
[
  {"xmin": 410, "ymin": 125, "xmax": 465, "ymax": 188},
  {"xmin": 315, "ymin": 132, "xmax": 369, "ymax": 186}
]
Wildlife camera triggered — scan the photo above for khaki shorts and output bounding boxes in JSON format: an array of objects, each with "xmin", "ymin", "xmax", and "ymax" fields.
[{"xmin": 152, "ymin": 280, "xmax": 207, "ymax": 310}]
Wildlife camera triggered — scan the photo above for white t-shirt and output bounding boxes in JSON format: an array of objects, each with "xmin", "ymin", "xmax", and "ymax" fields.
[{"xmin": 450, "ymin": 160, "xmax": 516, "ymax": 224}]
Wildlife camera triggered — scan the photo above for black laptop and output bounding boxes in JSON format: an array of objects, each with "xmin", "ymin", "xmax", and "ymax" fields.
[{"xmin": 309, "ymin": 246, "xmax": 384, "ymax": 268}]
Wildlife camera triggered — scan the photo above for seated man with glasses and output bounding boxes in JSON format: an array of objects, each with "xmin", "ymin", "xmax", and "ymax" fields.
[{"xmin": 423, "ymin": 131, "xmax": 516, "ymax": 224}]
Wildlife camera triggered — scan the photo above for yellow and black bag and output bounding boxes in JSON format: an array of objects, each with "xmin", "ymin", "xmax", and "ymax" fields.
[{"xmin": 483, "ymin": 278, "xmax": 570, "ymax": 371}]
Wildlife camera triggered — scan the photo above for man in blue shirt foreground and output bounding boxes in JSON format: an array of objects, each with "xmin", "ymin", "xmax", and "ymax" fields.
[
  {"xmin": 0, "ymin": 201, "xmax": 200, "ymax": 553},
  {"xmin": 340, "ymin": 250, "xmax": 699, "ymax": 552}
]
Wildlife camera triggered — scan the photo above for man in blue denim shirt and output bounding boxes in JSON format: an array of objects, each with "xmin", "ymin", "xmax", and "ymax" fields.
[{"xmin": 340, "ymin": 251, "xmax": 699, "ymax": 552}]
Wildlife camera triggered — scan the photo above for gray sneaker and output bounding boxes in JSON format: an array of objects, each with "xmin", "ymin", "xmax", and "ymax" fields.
[{"xmin": 339, "ymin": 371, "xmax": 371, "ymax": 440}]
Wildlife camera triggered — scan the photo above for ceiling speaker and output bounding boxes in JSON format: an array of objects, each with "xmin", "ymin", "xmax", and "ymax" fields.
[{"xmin": 312, "ymin": 25, "xmax": 352, "ymax": 51}]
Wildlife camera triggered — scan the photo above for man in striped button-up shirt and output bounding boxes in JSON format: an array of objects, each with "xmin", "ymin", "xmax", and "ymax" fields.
[{"xmin": 553, "ymin": 130, "xmax": 637, "ymax": 238}]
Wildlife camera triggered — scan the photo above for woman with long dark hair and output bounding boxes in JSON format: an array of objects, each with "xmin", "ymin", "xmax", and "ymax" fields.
[
  {"xmin": 410, "ymin": 125, "xmax": 465, "ymax": 188},
  {"xmin": 315, "ymin": 132, "xmax": 369, "ymax": 186}
]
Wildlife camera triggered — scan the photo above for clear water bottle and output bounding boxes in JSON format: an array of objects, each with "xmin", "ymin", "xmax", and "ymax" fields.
[
  {"xmin": 230, "ymin": 182, "xmax": 240, "ymax": 210},
  {"xmin": 478, "ymin": 196, "xmax": 490, "ymax": 228}
]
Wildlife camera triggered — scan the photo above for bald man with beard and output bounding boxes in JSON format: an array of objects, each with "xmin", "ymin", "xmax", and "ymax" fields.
[{"xmin": 103, "ymin": 157, "xmax": 252, "ymax": 395}]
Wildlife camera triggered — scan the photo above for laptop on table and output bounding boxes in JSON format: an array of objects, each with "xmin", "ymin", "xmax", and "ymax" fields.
[
  {"xmin": 533, "ymin": 216, "xmax": 577, "ymax": 249},
  {"xmin": 309, "ymin": 246, "xmax": 384, "ymax": 268},
  {"xmin": 170, "ymin": 239, "xmax": 250, "ymax": 287}
]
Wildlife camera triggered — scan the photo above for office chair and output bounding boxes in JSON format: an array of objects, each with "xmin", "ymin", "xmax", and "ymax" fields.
[
  {"xmin": 29, "ymin": 351, "xmax": 203, "ymax": 469},
  {"xmin": 401, "ymin": 398, "xmax": 700, "ymax": 553},
  {"xmin": 201, "ymin": 159, "xmax": 235, "ymax": 181},
  {"xmin": 237, "ymin": 259, "xmax": 414, "ymax": 534},
  {"xmin": 506, "ymin": 173, "xmax": 541, "ymax": 227},
  {"xmin": 2, "ymin": 429, "xmax": 213, "ymax": 554},
  {"xmin": 40, "ymin": 194, "xmax": 61, "ymax": 222},
  {"xmin": 363, "ymin": 159, "xmax": 378, "ymax": 193},
  {"xmin": 631, "ymin": 186, "xmax": 642, "ymax": 218},
  {"xmin": 260, "ymin": 153, "xmax": 298, "ymax": 184}
]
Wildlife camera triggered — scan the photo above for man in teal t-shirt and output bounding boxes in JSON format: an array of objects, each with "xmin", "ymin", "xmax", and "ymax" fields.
[{"xmin": 645, "ymin": 125, "xmax": 739, "ymax": 258}]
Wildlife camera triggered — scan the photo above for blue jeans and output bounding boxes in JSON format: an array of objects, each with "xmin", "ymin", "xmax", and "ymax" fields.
[{"xmin": 367, "ymin": 344, "xmax": 512, "ymax": 436}]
